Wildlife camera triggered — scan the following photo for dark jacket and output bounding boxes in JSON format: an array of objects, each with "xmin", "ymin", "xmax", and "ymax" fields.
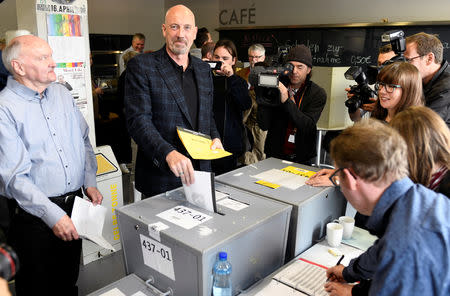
[
  {"xmin": 257, "ymin": 78, "xmax": 326, "ymax": 163},
  {"xmin": 124, "ymin": 46, "xmax": 220, "ymax": 197},
  {"xmin": 212, "ymin": 74, "xmax": 251, "ymax": 155},
  {"xmin": 424, "ymin": 60, "xmax": 450, "ymax": 128}
]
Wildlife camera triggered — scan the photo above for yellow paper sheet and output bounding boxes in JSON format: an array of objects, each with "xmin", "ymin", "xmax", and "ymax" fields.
[
  {"xmin": 281, "ymin": 166, "xmax": 316, "ymax": 178},
  {"xmin": 177, "ymin": 127, "xmax": 232, "ymax": 160}
]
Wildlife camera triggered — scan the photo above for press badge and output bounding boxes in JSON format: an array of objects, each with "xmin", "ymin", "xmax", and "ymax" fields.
[{"xmin": 288, "ymin": 134, "xmax": 295, "ymax": 143}]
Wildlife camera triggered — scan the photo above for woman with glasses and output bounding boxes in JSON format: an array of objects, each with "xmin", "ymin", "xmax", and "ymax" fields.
[{"xmin": 307, "ymin": 62, "xmax": 423, "ymax": 187}]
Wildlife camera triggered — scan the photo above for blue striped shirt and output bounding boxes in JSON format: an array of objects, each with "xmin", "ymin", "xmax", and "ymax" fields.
[{"xmin": 0, "ymin": 76, "xmax": 97, "ymax": 228}]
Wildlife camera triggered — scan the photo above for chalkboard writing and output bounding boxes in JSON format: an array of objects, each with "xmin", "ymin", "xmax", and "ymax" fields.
[{"xmin": 219, "ymin": 24, "xmax": 450, "ymax": 67}]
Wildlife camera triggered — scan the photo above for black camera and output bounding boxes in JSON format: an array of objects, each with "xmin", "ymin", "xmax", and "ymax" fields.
[
  {"xmin": 381, "ymin": 30, "xmax": 407, "ymax": 62},
  {"xmin": 344, "ymin": 30, "xmax": 407, "ymax": 113},
  {"xmin": 0, "ymin": 243, "xmax": 19, "ymax": 281},
  {"xmin": 344, "ymin": 66, "xmax": 377, "ymax": 113},
  {"xmin": 248, "ymin": 63, "xmax": 294, "ymax": 107},
  {"xmin": 207, "ymin": 61, "xmax": 222, "ymax": 70},
  {"xmin": 248, "ymin": 63, "xmax": 294, "ymax": 88}
]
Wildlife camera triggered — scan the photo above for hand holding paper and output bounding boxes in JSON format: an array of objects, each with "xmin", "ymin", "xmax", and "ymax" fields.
[
  {"xmin": 177, "ymin": 127, "xmax": 231, "ymax": 160},
  {"xmin": 71, "ymin": 197, "xmax": 115, "ymax": 251}
]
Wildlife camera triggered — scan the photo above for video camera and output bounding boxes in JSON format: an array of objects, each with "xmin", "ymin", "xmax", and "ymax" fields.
[
  {"xmin": 248, "ymin": 63, "xmax": 294, "ymax": 88},
  {"xmin": 344, "ymin": 29, "xmax": 406, "ymax": 112},
  {"xmin": 0, "ymin": 243, "xmax": 19, "ymax": 281}
]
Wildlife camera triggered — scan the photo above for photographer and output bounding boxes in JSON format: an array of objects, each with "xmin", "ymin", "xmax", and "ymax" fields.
[
  {"xmin": 256, "ymin": 45, "xmax": 327, "ymax": 164},
  {"xmin": 348, "ymin": 44, "xmax": 395, "ymax": 122},
  {"xmin": 405, "ymin": 32, "xmax": 450, "ymax": 127},
  {"xmin": 211, "ymin": 39, "xmax": 252, "ymax": 175},
  {"xmin": 308, "ymin": 61, "xmax": 424, "ymax": 188}
]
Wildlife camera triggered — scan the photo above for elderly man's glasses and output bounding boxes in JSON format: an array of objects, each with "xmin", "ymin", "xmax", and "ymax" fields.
[
  {"xmin": 374, "ymin": 82, "xmax": 402, "ymax": 93},
  {"xmin": 329, "ymin": 167, "xmax": 357, "ymax": 187}
]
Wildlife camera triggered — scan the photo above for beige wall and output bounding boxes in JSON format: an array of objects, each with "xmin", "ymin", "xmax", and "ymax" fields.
[{"xmin": 2, "ymin": 0, "xmax": 450, "ymax": 50}]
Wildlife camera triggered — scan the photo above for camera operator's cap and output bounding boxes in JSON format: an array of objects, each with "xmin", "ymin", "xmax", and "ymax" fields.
[{"xmin": 286, "ymin": 45, "xmax": 313, "ymax": 68}]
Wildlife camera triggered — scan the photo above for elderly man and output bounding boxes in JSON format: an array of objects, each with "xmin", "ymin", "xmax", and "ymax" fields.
[
  {"xmin": 125, "ymin": 5, "xmax": 223, "ymax": 198},
  {"xmin": 405, "ymin": 32, "xmax": 450, "ymax": 127},
  {"xmin": 324, "ymin": 120, "xmax": 450, "ymax": 296},
  {"xmin": 119, "ymin": 32, "xmax": 145, "ymax": 74},
  {"xmin": 237, "ymin": 43, "xmax": 268, "ymax": 164},
  {"xmin": 257, "ymin": 45, "xmax": 327, "ymax": 164},
  {"xmin": 0, "ymin": 35, "xmax": 102, "ymax": 295}
]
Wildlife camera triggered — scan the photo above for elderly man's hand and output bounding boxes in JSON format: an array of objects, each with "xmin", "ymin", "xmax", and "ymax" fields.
[
  {"xmin": 324, "ymin": 281, "xmax": 353, "ymax": 296},
  {"xmin": 306, "ymin": 168, "xmax": 335, "ymax": 187},
  {"xmin": 52, "ymin": 215, "xmax": 79, "ymax": 241},
  {"xmin": 85, "ymin": 187, "xmax": 103, "ymax": 205}
]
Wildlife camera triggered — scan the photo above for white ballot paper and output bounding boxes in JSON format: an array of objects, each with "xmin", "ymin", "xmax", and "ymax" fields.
[
  {"xmin": 71, "ymin": 196, "xmax": 115, "ymax": 251},
  {"xmin": 183, "ymin": 170, "xmax": 216, "ymax": 212}
]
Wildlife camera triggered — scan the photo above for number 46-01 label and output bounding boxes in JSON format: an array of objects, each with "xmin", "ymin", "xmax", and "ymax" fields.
[{"xmin": 140, "ymin": 234, "xmax": 175, "ymax": 281}]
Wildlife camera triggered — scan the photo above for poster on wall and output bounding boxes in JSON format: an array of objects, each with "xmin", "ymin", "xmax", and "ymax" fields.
[{"xmin": 36, "ymin": 0, "xmax": 89, "ymax": 117}]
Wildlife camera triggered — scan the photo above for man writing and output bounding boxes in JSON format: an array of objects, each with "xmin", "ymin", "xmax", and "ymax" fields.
[
  {"xmin": 257, "ymin": 45, "xmax": 327, "ymax": 164},
  {"xmin": 324, "ymin": 119, "xmax": 450, "ymax": 296},
  {"xmin": 125, "ymin": 5, "xmax": 223, "ymax": 198},
  {"xmin": 237, "ymin": 43, "xmax": 268, "ymax": 164},
  {"xmin": 405, "ymin": 32, "xmax": 450, "ymax": 127},
  {"xmin": 119, "ymin": 32, "xmax": 145, "ymax": 74},
  {"xmin": 0, "ymin": 35, "xmax": 102, "ymax": 295}
]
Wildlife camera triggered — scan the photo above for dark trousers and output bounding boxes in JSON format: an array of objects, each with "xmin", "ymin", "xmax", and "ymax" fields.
[{"xmin": 8, "ymin": 192, "xmax": 82, "ymax": 296}]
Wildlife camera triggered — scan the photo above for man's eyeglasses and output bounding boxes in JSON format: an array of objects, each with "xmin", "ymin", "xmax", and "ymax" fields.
[
  {"xmin": 329, "ymin": 168, "xmax": 345, "ymax": 187},
  {"xmin": 248, "ymin": 55, "xmax": 263, "ymax": 59},
  {"xmin": 329, "ymin": 167, "xmax": 357, "ymax": 187},
  {"xmin": 405, "ymin": 55, "xmax": 425, "ymax": 63},
  {"xmin": 374, "ymin": 82, "xmax": 402, "ymax": 93}
]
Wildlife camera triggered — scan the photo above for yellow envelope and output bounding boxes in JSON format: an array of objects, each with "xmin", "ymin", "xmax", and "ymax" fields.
[{"xmin": 177, "ymin": 127, "xmax": 232, "ymax": 160}]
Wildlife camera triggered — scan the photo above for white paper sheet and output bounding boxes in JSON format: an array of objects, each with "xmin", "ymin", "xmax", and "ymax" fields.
[
  {"xmin": 183, "ymin": 170, "xmax": 215, "ymax": 212},
  {"xmin": 217, "ymin": 198, "xmax": 249, "ymax": 211},
  {"xmin": 252, "ymin": 169, "xmax": 308, "ymax": 190},
  {"xmin": 99, "ymin": 288, "xmax": 126, "ymax": 296},
  {"xmin": 254, "ymin": 279, "xmax": 304, "ymax": 295},
  {"xmin": 71, "ymin": 196, "xmax": 115, "ymax": 251}
]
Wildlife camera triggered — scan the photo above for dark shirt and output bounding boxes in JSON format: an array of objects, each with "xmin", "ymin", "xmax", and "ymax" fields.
[
  {"xmin": 165, "ymin": 50, "xmax": 199, "ymax": 131},
  {"xmin": 0, "ymin": 50, "xmax": 9, "ymax": 91},
  {"xmin": 423, "ymin": 60, "xmax": 450, "ymax": 128}
]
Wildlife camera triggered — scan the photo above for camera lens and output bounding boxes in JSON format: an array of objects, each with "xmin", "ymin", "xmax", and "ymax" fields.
[{"xmin": 0, "ymin": 243, "xmax": 19, "ymax": 281}]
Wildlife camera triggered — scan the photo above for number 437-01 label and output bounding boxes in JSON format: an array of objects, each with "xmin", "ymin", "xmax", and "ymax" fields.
[{"xmin": 140, "ymin": 234, "xmax": 175, "ymax": 281}]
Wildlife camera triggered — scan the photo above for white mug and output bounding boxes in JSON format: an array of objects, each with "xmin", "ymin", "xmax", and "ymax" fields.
[
  {"xmin": 337, "ymin": 216, "xmax": 355, "ymax": 240},
  {"xmin": 326, "ymin": 222, "xmax": 343, "ymax": 247}
]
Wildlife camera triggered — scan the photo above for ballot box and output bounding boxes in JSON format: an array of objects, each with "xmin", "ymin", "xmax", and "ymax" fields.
[
  {"xmin": 216, "ymin": 157, "xmax": 347, "ymax": 259},
  {"xmin": 116, "ymin": 183, "xmax": 292, "ymax": 296},
  {"xmin": 87, "ymin": 274, "xmax": 155, "ymax": 296},
  {"xmin": 82, "ymin": 145, "xmax": 124, "ymax": 265}
]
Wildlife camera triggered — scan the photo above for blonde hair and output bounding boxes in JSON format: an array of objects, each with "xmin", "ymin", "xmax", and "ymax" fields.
[
  {"xmin": 390, "ymin": 106, "xmax": 450, "ymax": 186},
  {"xmin": 331, "ymin": 119, "xmax": 408, "ymax": 184}
]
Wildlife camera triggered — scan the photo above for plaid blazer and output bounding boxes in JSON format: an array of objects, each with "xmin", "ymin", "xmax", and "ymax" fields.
[{"xmin": 124, "ymin": 46, "xmax": 219, "ymax": 197}]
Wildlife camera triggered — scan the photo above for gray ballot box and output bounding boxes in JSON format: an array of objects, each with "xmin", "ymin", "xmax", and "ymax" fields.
[
  {"xmin": 116, "ymin": 183, "xmax": 292, "ymax": 296},
  {"xmin": 216, "ymin": 157, "xmax": 347, "ymax": 259},
  {"xmin": 87, "ymin": 274, "xmax": 155, "ymax": 296}
]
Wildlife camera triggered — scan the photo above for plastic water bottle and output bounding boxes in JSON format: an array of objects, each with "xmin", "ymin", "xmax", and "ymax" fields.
[{"xmin": 212, "ymin": 251, "xmax": 232, "ymax": 296}]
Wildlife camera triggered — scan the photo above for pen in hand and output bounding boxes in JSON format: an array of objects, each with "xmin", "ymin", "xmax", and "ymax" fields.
[
  {"xmin": 336, "ymin": 254, "xmax": 345, "ymax": 265},
  {"xmin": 326, "ymin": 255, "xmax": 345, "ymax": 282}
]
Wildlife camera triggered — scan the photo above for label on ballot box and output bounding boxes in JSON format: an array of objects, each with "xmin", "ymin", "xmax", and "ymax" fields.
[
  {"xmin": 156, "ymin": 205, "xmax": 213, "ymax": 229},
  {"xmin": 140, "ymin": 234, "xmax": 175, "ymax": 280}
]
